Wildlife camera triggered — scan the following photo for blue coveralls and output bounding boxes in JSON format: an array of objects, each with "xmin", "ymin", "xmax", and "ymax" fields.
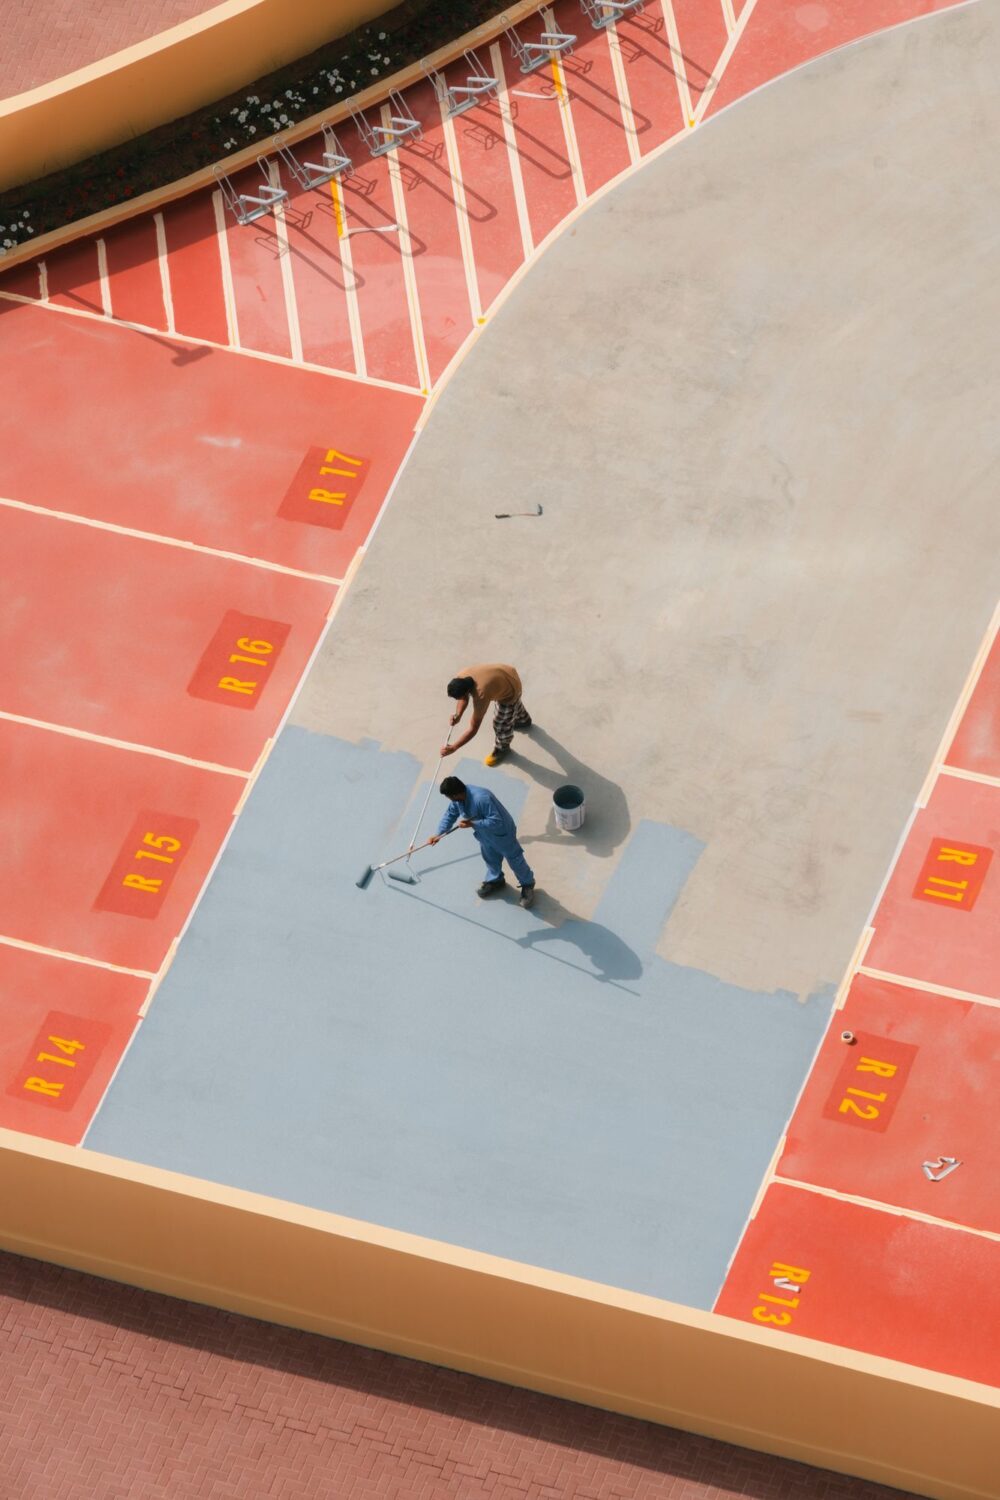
[{"xmin": 437, "ymin": 784, "xmax": 535, "ymax": 887}]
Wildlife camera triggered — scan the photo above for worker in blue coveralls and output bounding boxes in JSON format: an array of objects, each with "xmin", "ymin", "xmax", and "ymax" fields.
[{"xmin": 430, "ymin": 776, "xmax": 536, "ymax": 908}]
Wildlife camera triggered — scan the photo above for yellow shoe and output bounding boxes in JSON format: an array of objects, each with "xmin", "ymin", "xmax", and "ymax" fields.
[{"xmin": 484, "ymin": 745, "xmax": 509, "ymax": 767}]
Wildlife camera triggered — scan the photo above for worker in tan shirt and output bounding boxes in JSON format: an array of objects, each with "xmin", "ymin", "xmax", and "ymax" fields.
[{"xmin": 441, "ymin": 662, "xmax": 532, "ymax": 766}]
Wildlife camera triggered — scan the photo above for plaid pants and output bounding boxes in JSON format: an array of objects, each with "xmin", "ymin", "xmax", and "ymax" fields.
[{"xmin": 492, "ymin": 697, "xmax": 531, "ymax": 751}]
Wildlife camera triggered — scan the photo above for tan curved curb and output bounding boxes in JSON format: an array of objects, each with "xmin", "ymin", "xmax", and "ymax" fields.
[
  {"xmin": 0, "ymin": 0, "xmax": 542, "ymax": 267},
  {"xmin": 0, "ymin": 0, "xmax": 397, "ymax": 195}
]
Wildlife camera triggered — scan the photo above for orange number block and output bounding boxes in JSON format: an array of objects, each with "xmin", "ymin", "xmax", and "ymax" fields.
[
  {"xmin": 912, "ymin": 838, "xmax": 993, "ymax": 911},
  {"xmin": 6, "ymin": 1010, "xmax": 112, "ymax": 1111},
  {"xmin": 749, "ymin": 1261, "xmax": 811, "ymax": 1329},
  {"xmin": 187, "ymin": 610, "xmax": 290, "ymax": 709},
  {"xmin": 821, "ymin": 1033, "xmax": 918, "ymax": 1133},
  {"xmin": 94, "ymin": 811, "xmax": 199, "ymax": 918},
  {"xmin": 278, "ymin": 445, "xmax": 370, "ymax": 530}
]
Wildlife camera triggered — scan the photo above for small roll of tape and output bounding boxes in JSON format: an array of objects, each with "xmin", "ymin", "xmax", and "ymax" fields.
[{"xmin": 840, "ymin": 1030, "xmax": 856, "ymax": 1045}]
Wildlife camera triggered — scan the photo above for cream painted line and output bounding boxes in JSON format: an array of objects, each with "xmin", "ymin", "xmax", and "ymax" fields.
[
  {"xmin": 861, "ymin": 801, "xmax": 919, "ymax": 931},
  {"xmin": 834, "ymin": 926, "xmax": 875, "ymax": 1012},
  {"xmin": 95, "ymin": 237, "xmax": 112, "ymax": 317},
  {"xmin": 858, "ymin": 966, "xmax": 1000, "ymax": 1012},
  {"xmin": 268, "ymin": 162, "xmax": 304, "ymax": 365},
  {"xmin": 492, "ymin": 41, "xmax": 534, "ymax": 260},
  {"xmin": 425, "ymin": 0, "xmax": 758, "ymax": 420},
  {"xmin": 330, "ymin": 173, "xmax": 348, "ymax": 239},
  {"xmin": 340, "ymin": 233, "xmax": 368, "ymax": 377},
  {"xmin": 330, "ymin": 178, "xmax": 368, "ymax": 378},
  {"xmin": 693, "ymin": 0, "xmax": 760, "ymax": 124},
  {"xmin": 938, "ymin": 763, "xmax": 1000, "ymax": 791},
  {"xmin": 660, "ymin": 0, "xmax": 695, "ymax": 126},
  {"xmin": 748, "ymin": 1134, "xmax": 786, "ymax": 1223},
  {"xmin": 606, "ymin": 19, "xmax": 642, "ymax": 166},
  {"xmin": 212, "ymin": 188, "xmax": 241, "ymax": 349},
  {"xmin": 440, "ymin": 105, "xmax": 485, "ymax": 325},
  {"xmin": 0, "ymin": 708, "xmax": 248, "ymax": 779},
  {"xmin": 383, "ymin": 108, "xmax": 432, "ymax": 396},
  {"xmin": 153, "ymin": 211, "xmax": 176, "ymax": 333},
  {"xmin": 544, "ymin": 10, "xmax": 586, "ymax": 206},
  {"xmin": 720, "ymin": 0, "xmax": 737, "ymax": 35},
  {"xmin": 717, "ymin": 917, "xmax": 876, "ymax": 1297},
  {"xmin": 771, "ymin": 1174, "xmax": 1000, "ymax": 1245},
  {"xmin": 0, "ymin": 491, "xmax": 343, "ymax": 587},
  {"xmin": 0, "ymin": 931, "xmax": 155, "ymax": 981},
  {"xmin": 138, "ymin": 941, "xmax": 177, "ymax": 1018},
  {"xmin": 38, "ymin": 259, "xmax": 49, "ymax": 302},
  {"xmin": 704, "ymin": 0, "xmax": 982, "ymax": 133},
  {"xmin": 101, "ymin": 539, "xmax": 377, "ymax": 1078},
  {"xmin": 232, "ymin": 736, "xmax": 276, "ymax": 818},
  {"xmin": 917, "ymin": 601, "xmax": 999, "ymax": 808},
  {"xmin": 420, "ymin": 82, "xmax": 696, "ymax": 424},
  {"xmin": 0, "ymin": 284, "xmax": 419, "ymax": 395},
  {"xmin": 552, "ymin": 55, "xmax": 587, "ymax": 204}
]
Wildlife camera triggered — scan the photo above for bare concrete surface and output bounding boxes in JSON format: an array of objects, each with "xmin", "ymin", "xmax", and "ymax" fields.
[
  {"xmin": 90, "ymin": 3, "xmax": 1000, "ymax": 1308},
  {"xmin": 295, "ymin": 1, "xmax": 1000, "ymax": 1000}
]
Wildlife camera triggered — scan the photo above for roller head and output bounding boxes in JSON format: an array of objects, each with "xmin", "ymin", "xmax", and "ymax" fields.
[
  {"xmin": 356, "ymin": 866, "xmax": 375, "ymax": 890},
  {"xmin": 388, "ymin": 867, "xmax": 418, "ymax": 885}
]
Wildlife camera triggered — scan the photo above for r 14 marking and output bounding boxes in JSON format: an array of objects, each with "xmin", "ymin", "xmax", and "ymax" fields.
[{"xmin": 6, "ymin": 1010, "xmax": 113, "ymax": 1112}]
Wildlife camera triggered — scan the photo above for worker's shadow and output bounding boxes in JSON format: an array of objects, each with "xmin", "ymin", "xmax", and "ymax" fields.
[
  {"xmin": 513, "ymin": 890, "xmax": 643, "ymax": 986},
  {"xmin": 514, "ymin": 727, "xmax": 631, "ymax": 857}
]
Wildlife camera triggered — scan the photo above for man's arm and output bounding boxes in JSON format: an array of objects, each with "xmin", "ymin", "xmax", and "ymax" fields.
[
  {"xmin": 430, "ymin": 801, "xmax": 462, "ymax": 844},
  {"xmin": 449, "ymin": 695, "xmax": 469, "ymax": 727},
  {"xmin": 442, "ymin": 706, "xmax": 485, "ymax": 756}
]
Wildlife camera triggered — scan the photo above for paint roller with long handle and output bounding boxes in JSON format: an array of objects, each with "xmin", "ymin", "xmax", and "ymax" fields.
[
  {"xmin": 356, "ymin": 827, "xmax": 456, "ymax": 890},
  {"xmin": 398, "ymin": 724, "xmax": 454, "ymax": 875},
  {"xmin": 357, "ymin": 723, "xmax": 455, "ymax": 890}
]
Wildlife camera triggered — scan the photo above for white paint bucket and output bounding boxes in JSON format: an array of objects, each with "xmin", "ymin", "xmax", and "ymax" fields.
[{"xmin": 553, "ymin": 784, "xmax": 585, "ymax": 832}]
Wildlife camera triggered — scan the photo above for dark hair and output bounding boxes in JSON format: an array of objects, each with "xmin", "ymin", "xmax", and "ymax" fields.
[
  {"xmin": 440, "ymin": 777, "xmax": 467, "ymax": 800},
  {"xmin": 447, "ymin": 676, "xmax": 475, "ymax": 699}
]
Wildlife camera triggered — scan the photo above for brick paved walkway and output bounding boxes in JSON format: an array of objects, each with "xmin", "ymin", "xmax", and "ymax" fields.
[
  {"xmin": 2, "ymin": 0, "xmax": 218, "ymax": 98},
  {"xmin": 0, "ymin": 1251, "xmax": 919, "ymax": 1500}
]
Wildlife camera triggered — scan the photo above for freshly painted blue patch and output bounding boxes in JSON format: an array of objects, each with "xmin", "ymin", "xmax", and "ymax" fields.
[{"xmin": 86, "ymin": 728, "xmax": 833, "ymax": 1310}]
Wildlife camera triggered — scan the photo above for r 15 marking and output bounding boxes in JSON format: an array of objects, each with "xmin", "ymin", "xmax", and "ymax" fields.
[
  {"xmin": 94, "ymin": 812, "xmax": 199, "ymax": 918},
  {"xmin": 278, "ymin": 444, "xmax": 370, "ymax": 530},
  {"xmin": 750, "ymin": 1261, "xmax": 811, "ymax": 1328},
  {"xmin": 6, "ymin": 1010, "xmax": 112, "ymax": 1112},
  {"xmin": 187, "ymin": 610, "xmax": 291, "ymax": 709},
  {"xmin": 912, "ymin": 837, "xmax": 993, "ymax": 911},
  {"xmin": 822, "ymin": 1032, "xmax": 918, "ymax": 1132}
]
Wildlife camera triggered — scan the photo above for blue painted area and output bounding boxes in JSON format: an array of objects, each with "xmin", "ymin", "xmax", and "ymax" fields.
[{"xmin": 87, "ymin": 728, "xmax": 834, "ymax": 1309}]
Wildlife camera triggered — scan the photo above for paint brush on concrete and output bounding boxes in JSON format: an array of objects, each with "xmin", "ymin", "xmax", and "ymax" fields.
[
  {"xmin": 495, "ymin": 504, "xmax": 542, "ymax": 518},
  {"xmin": 356, "ymin": 828, "xmax": 455, "ymax": 890}
]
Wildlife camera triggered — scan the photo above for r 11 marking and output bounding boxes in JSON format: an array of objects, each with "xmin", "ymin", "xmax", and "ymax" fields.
[
  {"xmin": 912, "ymin": 837, "xmax": 993, "ymax": 911},
  {"xmin": 278, "ymin": 445, "xmax": 370, "ymax": 530},
  {"xmin": 188, "ymin": 610, "xmax": 291, "ymax": 709},
  {"xmin": 94, "ymin": 811, "xmax": 199, "ymax": 918},
  {"xmin": 6, "ymin": 1010, "xmax": 112, "ymax": 1111}
]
